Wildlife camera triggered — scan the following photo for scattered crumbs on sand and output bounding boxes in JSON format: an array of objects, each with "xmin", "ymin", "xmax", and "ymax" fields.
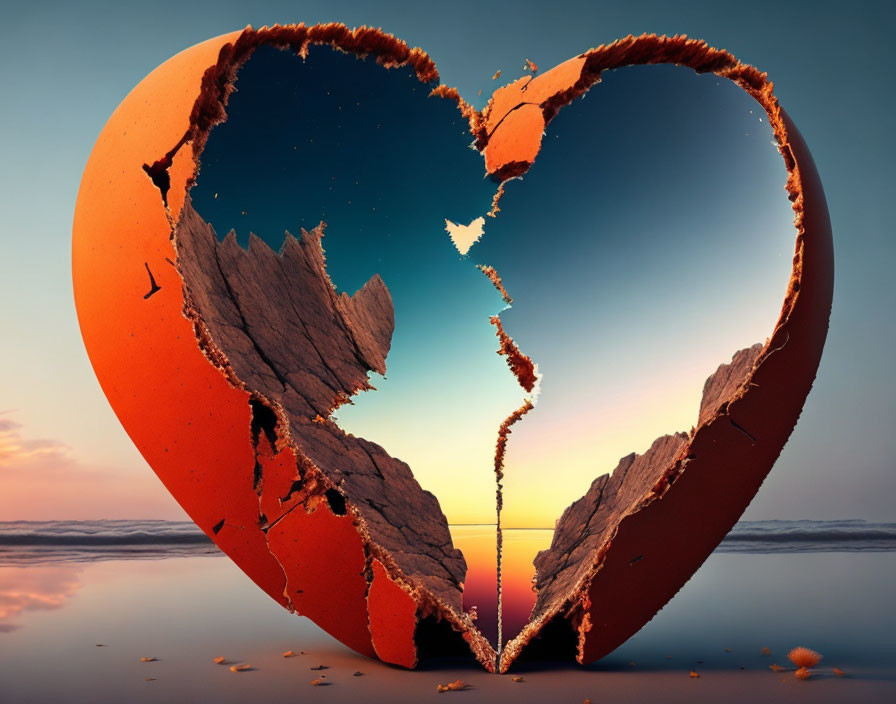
[
  {"xmin": 833, "ymin": 667, "xmax": 846, "ymax": 677},
  {"xmin": 761, "ymin": 647, "xmax": 771, "ymax": 656},
  {"xmin": 690, "ymin": 670, "xmax": 700, "ymax": 678},
  {"xmin": 511, "ymin": 676, "xmax": 524, "ymax": 683},
  {"xmin": 213, "ymin": 656, "xmax": 227, "ymax": 665},
  {"xmin": 310, "ymin": 665, "xmax": 329, "ymax": 671},
  {"xmin": 769, "ymin": 664, "xmax": 785, "ymax": 672},
  {"xmin": 229, "ymin": 664, "xmax": 251, "ymax": 672},
  {"xmin": 140, "ymin": 657, "xmax": 158, "ymax": 662},
  {"xmin": 282, "ymin": 650, "xmax": 299, "ymax": 658},
  {"xmin": 353, "ymin": 671, "xmax": 364, "ymax": 677},
  {"xmin": 795, "ymin": 667, "xmax": 811, "ymax": 680},
  {"xmin": 437, "ymin": 679, "xmax": 468, "ymax": 693}
]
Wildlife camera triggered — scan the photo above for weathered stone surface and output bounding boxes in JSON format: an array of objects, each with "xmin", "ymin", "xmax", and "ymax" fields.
[
  {"xmin": 699, "ymin": 343, "xmax": 763, "ymax": 427},
  {"xmin": 175, "ymin": 198, "xmax": 466, "ymax": 610},
  {"xmin": 532, "ymin": 432, "xmax": 689, "ymax": 616}
]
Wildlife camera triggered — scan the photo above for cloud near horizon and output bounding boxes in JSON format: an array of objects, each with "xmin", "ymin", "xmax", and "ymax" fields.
[{"xmin": 0, "ymin": 411, "xmax": 187, "ymax": 521}]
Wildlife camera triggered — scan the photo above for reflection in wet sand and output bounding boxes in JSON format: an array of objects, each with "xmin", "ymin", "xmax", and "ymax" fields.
[
  {"xmin": 0, "ymin": 565, "xmax": 82, "ymax": 632},
  {"xmin": 0, "ymin": 550, "xmax": 892, "ymax": 704}
]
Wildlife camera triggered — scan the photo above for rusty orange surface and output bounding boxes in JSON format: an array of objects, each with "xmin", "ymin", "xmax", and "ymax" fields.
[
  {"xmin": 368, "ymin": 559, "xmax": 418, "ymax": 668},
  {"xmin": 71, "ymin": 31, "xmax": 295, "ymax": 608}
]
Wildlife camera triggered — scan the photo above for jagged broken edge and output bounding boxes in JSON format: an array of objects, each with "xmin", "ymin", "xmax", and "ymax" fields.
[
  {"xmin": 147, "ymin": 23, "xmax": 498, "ymax": 671},
  {"xmin": 478, "ymin": 265, "xmax": 540, "ymax": 658},
  {"xmin": 465, "ymin": 35, "xmax": 831, "ymax": 671}
]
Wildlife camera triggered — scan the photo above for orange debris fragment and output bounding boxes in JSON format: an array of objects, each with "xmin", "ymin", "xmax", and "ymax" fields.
[
  {"xmin": 437, "ymin": 679, "xmax": 467, "ymax": 693},
  {"xmin": 690, "ymin": 670, "xmax": 700, "ymax": 678},
  {"xmin": 795, "ymin": 667, "xmax": 811, "ymax": 680},
  {"xmin": 229, "ymin": 664, "xmax": 251, "ymax": 672},
  {"xmin": 788, "ymin": 647, "xmax": 822, "ymax": 668}
]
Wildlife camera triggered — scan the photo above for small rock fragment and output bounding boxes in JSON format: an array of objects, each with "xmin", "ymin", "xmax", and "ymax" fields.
[
  {"xmin": 511, "ymin": 676, "xmax": 524, "ymax": 682},
  {"xmin": 437, "ymin": 679, "xmax": 467, "ymax": 693},
  {"xmin": 213, "ymin": 656, "xmax": 227, "ymax": 665},
  {"xmin": 230, "ymin": 664, "xmax": 251, "ymax": 672},
  {"xmin": 310, "ymin": 665, "xmax": 329, "ymax": 671},
  {"xmin": 282, "ymin": 650, "xmax": 298, "ymax": 658},
  {"xmin": 788, "ymin": 647, "xmax": 822, "ymax": 668},
  {"xmin": 145, "ymin": 677, "xmax": 156, "ymax": 682},
  {"xmin": 140, "ymin": 657, "xmax": 158, "ymax": 662},
  {"xmin": 353, "ymin": 671, "xmax": 364, "ymax": 677},
  {"xmin": 310, "ymin": 678, "xmax": 327, "ymax": 686}
]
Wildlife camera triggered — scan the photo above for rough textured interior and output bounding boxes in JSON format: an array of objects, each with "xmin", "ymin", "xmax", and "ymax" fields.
[
  {"xmin": 531, "ymin": 346, "xmax": 762, "ymax": 619},
  {"xmin": 175, "ymin": 198, "xmax": 467, "ymax": 610}
]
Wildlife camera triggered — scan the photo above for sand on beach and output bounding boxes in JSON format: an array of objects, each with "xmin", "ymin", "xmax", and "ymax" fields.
[{"xmin": 1, "ymin": 524, "xmax": 895, "ymax": 703}]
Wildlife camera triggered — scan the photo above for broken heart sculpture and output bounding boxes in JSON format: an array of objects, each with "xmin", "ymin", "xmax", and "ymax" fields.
[{"xmin": 72, "ymin": 25, "xmax": 832, "ymax": 672}]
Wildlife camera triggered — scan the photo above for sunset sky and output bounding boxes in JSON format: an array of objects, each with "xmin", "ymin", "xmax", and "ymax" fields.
[{"xmin": 1, "ymin": 0, "xmax": 894, "ymax": 526}]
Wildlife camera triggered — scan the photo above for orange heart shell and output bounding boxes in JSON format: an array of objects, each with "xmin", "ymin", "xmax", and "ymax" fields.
[{"xmin": 72, "ymin": 25, "xmax": 832, "ymax": 671}]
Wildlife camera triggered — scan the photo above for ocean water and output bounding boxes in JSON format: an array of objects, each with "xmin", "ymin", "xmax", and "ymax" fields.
[
  {"xmin": 1, "ymin": 520, "xmax": 894, "ymax": 703},
  {"xmin": 2, "ymin": 518, "xmax": 894, "ymax": 563}
]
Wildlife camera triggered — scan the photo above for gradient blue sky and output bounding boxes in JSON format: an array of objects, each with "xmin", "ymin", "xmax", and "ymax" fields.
[{"xmin": 0, "ymin": 0, "xmax": 893, "ymax": 522}]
